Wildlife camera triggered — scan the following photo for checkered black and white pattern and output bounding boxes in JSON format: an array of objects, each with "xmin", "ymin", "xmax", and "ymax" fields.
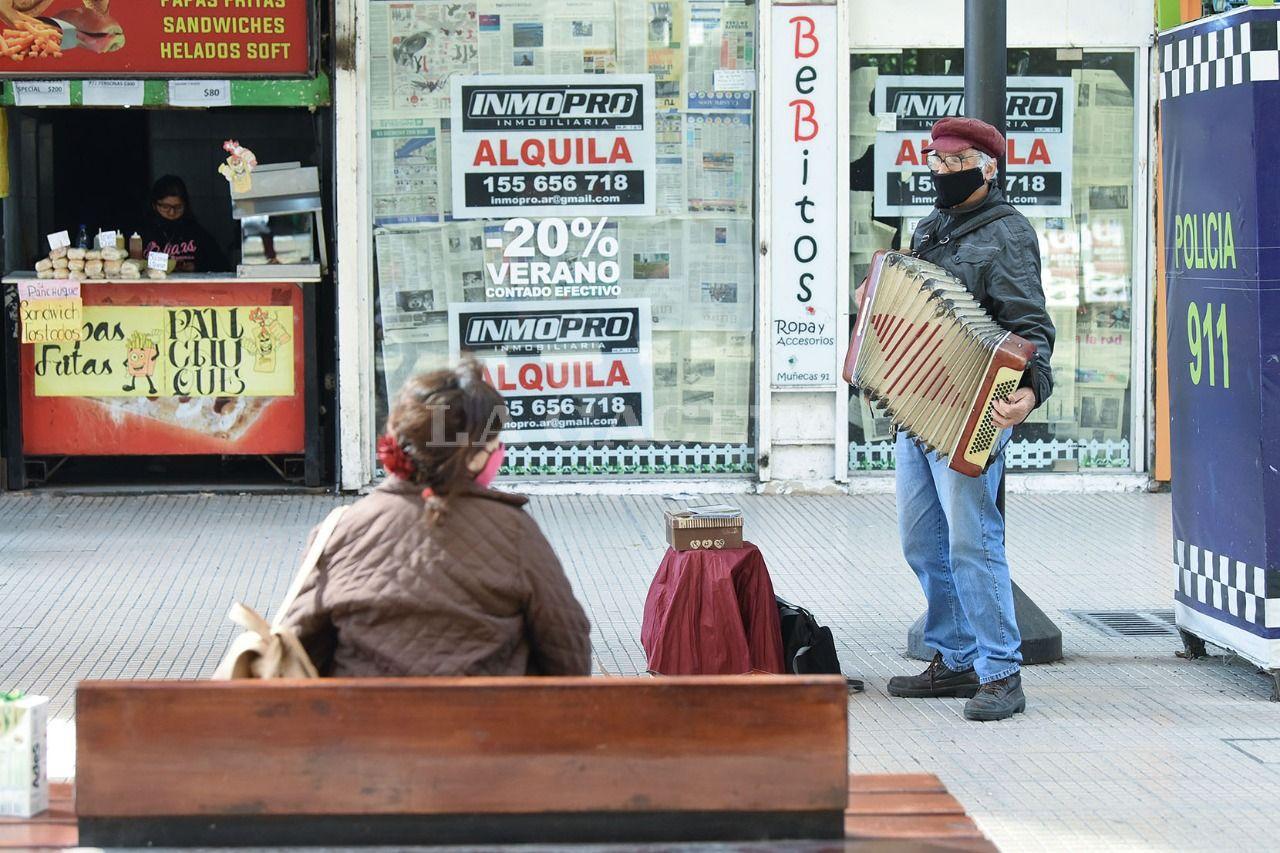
[
  {"xmin": 1159, "ymin": 18, "xmax": 1280, "ymax": 100},
  {"xmin": 1174, "ymin": 539, "xmax": 1280, "ymax": 630}
]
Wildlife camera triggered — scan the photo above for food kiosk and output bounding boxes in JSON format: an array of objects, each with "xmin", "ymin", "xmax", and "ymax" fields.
[{"xmin": 0, "ymin": 0, "xmax": 329, "ymax": 489}]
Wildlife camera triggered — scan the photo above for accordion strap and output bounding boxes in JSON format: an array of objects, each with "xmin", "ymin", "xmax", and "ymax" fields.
[{"xmin": 913, "ymin": 203, "xmax": 1017, "ymax": 261}]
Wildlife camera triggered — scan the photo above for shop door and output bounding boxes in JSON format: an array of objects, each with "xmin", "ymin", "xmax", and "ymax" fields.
[{"xmin": 846, "ymin": 48, "xmax": 1140, "ymax": 477}]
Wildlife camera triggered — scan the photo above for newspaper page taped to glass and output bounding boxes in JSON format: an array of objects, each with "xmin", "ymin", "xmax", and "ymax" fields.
[{"xmin": 368, "ymin": 1, "xmax": 479, "ymax": 118}]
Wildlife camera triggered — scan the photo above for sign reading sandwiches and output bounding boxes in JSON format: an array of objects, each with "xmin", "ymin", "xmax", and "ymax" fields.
[
  {"xmin": 450, "ymin": 74, "xmax": 657, "ymax": 219},
  {"xmin": 0, "ymin": 0, "xmax": 311, "ymax": 77}
]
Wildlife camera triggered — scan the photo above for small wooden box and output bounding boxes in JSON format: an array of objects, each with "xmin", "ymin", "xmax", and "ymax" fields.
[{"xmin": 664, "ymin": 507, "xmax": 744, "ymax": 552}]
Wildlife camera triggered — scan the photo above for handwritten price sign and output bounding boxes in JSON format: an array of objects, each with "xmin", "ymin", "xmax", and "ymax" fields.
[
  {"xmin": 168, "ymin": 80, "xmax": 231, "ymax": 108},
  {"xmin": 17, "ymin": 280, "xmax": 83, "ymax": 345}
]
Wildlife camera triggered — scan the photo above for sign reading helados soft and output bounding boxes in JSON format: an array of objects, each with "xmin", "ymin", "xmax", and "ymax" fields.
[
  {"xmin": 0, "ymin": 0, "xmax": 311, "ymax": 76},
  {"xmin": 450, "ymin": 74, "xmax": 657, "ymax": 218}
]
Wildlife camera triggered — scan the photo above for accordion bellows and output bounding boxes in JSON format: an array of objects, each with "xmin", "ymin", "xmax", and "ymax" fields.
[{"xmin": 843, "ymin": 251, "xmax": 1036, "ymax": 477}]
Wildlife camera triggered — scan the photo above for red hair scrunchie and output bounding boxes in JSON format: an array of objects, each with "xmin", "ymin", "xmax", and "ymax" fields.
[{"xmin": 376, "ymin": 432, "xmax": 417, "ymax": 481}]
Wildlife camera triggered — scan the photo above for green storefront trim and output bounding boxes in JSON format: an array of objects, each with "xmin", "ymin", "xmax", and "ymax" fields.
[{"xmin": 1, "ymin": 74, "xmax": 331, "ymax": 109}]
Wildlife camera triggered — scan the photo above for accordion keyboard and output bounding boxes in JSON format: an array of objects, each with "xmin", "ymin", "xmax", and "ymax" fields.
[{"xmin": 845, "ymin": 252, "xmax": 1036, "ymax": 477}]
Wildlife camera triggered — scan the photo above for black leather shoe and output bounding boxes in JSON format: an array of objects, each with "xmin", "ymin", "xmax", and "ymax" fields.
[
  {"xmin": 963, "ymin": 672, "xmax": 1026, "ymax": 721},
  {"xmin": 887, "ymin": 653, "xmax": 980, "ymax": 698}
]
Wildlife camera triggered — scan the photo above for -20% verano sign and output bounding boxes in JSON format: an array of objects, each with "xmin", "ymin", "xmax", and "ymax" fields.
[{"xmin": 485, "ymin": 217, "xmax": 622, "ymax": 298}]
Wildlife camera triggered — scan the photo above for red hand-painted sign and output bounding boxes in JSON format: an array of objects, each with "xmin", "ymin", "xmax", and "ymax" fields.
[{"xmin": 0, "ymin": 0, "xmax": 311, "ymax": 77}]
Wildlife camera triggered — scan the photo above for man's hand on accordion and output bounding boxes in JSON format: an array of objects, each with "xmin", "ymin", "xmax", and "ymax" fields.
[{"xmin": 990, "ymin": 387, "xmax": 1036, "ymax": 429}]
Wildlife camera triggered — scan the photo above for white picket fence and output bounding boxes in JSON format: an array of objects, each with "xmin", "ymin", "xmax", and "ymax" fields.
[
  {"xmin": 504, "ymin": 443, "xmax": 756, "ymax": 475},
  {"xmin": 379, "ymin": 438, "xmax": 1130, "ymax": 478}
]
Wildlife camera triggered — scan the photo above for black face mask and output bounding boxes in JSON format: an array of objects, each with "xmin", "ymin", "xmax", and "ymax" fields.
[{"xmin": 933, "ymin": 167, "xmax": 987, "ymax": 209}]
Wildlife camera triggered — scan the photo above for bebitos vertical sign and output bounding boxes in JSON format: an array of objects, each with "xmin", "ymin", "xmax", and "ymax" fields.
[{"xmin": 769, "ymin": 5, "xmax": 838, "ymax": 388}]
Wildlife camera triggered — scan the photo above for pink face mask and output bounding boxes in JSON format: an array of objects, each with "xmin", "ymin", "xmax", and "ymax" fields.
[{"xmin": 474, "ymin": 442, "xmax": 505, "ymax": 488}]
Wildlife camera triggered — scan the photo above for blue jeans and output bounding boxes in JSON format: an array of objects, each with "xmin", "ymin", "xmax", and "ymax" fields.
[{"xmin": 894, "ymin": 430, "xmax": 1021, "ymax": 683}]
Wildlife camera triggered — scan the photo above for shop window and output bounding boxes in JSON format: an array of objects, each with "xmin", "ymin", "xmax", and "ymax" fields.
[
  {"xmin": 848, "ymin": 48, "xmax": 1137, "ymax": 473},
  {"xmin": 367, "ymin": 0, "xmax": 758, "ymax": 479}
]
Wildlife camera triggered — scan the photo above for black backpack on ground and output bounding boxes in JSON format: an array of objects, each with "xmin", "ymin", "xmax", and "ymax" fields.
[{"xmin": 775, "ymin": 596, "xmax": 864, "ymax": 691}]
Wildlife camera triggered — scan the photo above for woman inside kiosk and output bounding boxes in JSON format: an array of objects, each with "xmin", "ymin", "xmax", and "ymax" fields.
[{"xmin": 139, "ymin": 175, "xmax": 230, "ymax": 273}]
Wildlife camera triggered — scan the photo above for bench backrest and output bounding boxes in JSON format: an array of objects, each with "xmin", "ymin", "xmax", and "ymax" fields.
[{"xmin": 76, "ymin": 676, "xmax": 848, "ymax": 845}]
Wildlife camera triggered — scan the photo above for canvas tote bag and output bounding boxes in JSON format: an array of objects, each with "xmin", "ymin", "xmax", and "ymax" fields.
[{"xmin": 213, "ymin": 506, "xmax": 348, "ymax": 680}]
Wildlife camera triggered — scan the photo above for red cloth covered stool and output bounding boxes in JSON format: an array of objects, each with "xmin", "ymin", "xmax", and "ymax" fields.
[{"xmin": 640, "ymin": 542, "xmax": 786, "ymax": 675}]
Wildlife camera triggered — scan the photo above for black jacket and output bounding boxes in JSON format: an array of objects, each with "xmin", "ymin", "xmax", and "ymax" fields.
[
  {"xmin": 909, "ymin": 185, "xmax": 1055, "ymax": 407},
  {"xmin": 139, "ymin": 214, "xmax": 231, "ymax": 272}
]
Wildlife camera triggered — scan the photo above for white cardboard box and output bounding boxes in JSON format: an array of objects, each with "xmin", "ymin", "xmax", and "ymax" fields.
[{"xmin": 0, "ymin": 695, "xmax": 48, "ymax": 817}]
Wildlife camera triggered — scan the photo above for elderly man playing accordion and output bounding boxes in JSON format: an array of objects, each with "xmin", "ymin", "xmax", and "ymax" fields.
[{"xmin": 856, "ymin": 117, "xmax": 1055, "ymax": 721}]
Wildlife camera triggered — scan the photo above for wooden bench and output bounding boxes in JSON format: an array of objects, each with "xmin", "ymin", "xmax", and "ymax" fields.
[
  {"xmin": 0, "ymin": 782, "xmax": 76, "ymax": 850},
  {"xmin": 75, "ymin": 676, "xmax": 849, "ymax": 847},
  {"xmin": 2, "ymin": 777, "xmax": 998, "ymax": 850},
  {"xmin": 847, "ymin": 774, "xmax": 998, "ymax": 852}
]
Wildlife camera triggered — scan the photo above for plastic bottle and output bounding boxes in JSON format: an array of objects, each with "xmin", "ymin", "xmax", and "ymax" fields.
[
  {"xmin": 128, "ymin": 232, "xmax": 143, "ymax": 260},
  {"xmin": 76, "ymin": 224, "xmax": 88, "ymax": 250}
]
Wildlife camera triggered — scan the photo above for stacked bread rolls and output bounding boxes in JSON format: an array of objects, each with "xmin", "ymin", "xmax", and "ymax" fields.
[{"xmin": 34, "ymin": 245, "xmax": 162, "ymax": 280}]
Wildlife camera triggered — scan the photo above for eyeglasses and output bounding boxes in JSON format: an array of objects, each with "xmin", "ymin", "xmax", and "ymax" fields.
[
  {"xmin": 155, "ymin": 202, "xmax": 185, "ymax": 214},
  {"xmin": 925, "ymin": 152, "xmax": 985, "ymax": 171}
]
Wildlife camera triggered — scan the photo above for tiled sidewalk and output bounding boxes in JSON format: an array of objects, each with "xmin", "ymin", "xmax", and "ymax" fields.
[{"xmin": 2, "ymin": 489, "xmax": 1278, "ymax": 852}]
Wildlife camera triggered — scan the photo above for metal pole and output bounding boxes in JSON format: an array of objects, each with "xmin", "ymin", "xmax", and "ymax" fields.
[
  {"xmin": 966, "ymin": 0, "xmax": 1061, "ymax": 664},
  {"xmin": 965, "ymin": 0, "xmax": 1008, "ymax": 519},
  {"xmin": 965, "ymin": 0, "xmax": 1007, "ymax": 185}
]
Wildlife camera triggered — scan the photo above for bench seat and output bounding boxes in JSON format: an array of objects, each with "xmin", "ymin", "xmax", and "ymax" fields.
[
  {"xmin": 75, "ymin": 676, "xmax": 848, "ymax": 846},
  {"xmin": 2, "ymin": 775, "xmax": 997, "ymax": 849}
]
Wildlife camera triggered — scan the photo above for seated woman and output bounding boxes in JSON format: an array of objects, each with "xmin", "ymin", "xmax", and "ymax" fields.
[{"xmin": 281, "ymin": 362, "xmax": 592, "ymax": 676}]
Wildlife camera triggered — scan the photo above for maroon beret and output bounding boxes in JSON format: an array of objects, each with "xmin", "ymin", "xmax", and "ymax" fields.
[{"xmin": 924, "ymin": 117, "xmax": 1006, "ymax": 159}]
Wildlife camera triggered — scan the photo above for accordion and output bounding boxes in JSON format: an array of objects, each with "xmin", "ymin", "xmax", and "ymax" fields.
[{"xmin": 843, "ymin": 251, "xmax": 1036, "ymax": 477}]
